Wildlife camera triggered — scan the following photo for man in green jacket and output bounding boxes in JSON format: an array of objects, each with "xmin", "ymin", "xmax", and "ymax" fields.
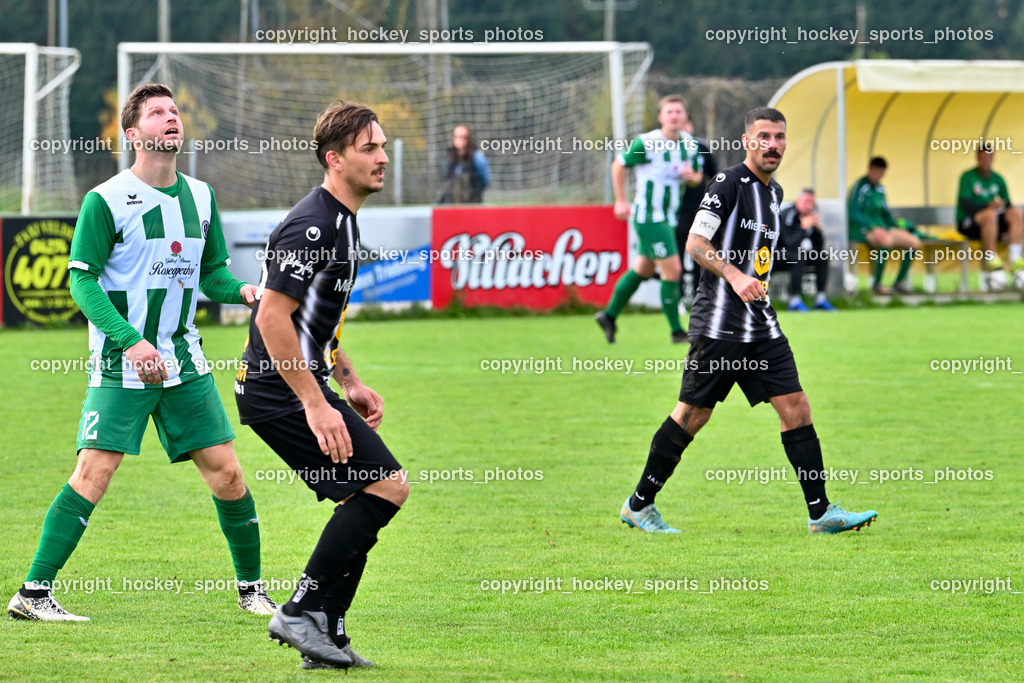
[
  {"xmin": 957, "ymin": 144, "xmax": 1024, "ymax": 285},
  {"xmin": 848, "ymin": 157, "xmax": 920, "ymax": 294}
]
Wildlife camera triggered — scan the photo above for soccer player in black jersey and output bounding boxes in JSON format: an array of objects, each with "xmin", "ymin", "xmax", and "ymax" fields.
[
  {"xmin": 619, "ymin": 107, "xmax": 877, "ymax": 535},
  {"xmin": 235, "ymin": 102, "xmax": 406, "ymax": 668}
]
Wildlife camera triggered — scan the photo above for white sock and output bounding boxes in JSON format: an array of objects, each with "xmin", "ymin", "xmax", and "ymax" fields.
[
  {"xmin": 789, "ymin": 295, "xmax": 801, "ymax": 306},
  {"xmin": 1010, "ymin": 243, "xmax": 1022, "ymax": 263},
  {"xmin": 815, "ymin": 291, "xmax": 827, "ymax": 304}
]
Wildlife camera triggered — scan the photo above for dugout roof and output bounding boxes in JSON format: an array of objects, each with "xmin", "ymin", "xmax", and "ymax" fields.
[{"xmin": 768, "ymin": 60, "xmax": 1024, "ymax": 214}]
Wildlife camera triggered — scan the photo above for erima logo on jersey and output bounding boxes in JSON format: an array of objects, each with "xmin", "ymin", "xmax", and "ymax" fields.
[
  {"xmin": 126, "ymin": 193, "xmax": 143, "ymax": 206},
  {"xmin": 700, "ymin": 193, "xmax": 722, "ymax": 209},
  {"xmin": 740, "ymin": 217, "xmax": 777, "ymax": 239}
]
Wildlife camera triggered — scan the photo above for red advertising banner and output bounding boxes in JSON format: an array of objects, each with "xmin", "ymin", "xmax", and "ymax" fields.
[{"xmin": 430, "ymin": 206, "xmax": 627, "ymax": 310}]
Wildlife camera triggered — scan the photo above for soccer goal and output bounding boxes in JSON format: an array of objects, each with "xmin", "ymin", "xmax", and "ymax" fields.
[
  {"xmin": 117, "ymin": 42, "xmax": 651, "ymax": 208},
  {"xmin": 0, "ymin": 44, "xmax": 81, "ymax": 213}
]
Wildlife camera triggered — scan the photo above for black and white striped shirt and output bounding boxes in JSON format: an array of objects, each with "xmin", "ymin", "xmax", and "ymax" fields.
[
  {"xmin": 688, "ymin": 163, "xmax": 783, "ymax": 342},
  {"xmin": 237, "ymin": 186, "xmax": 359, "ymax": 424}
]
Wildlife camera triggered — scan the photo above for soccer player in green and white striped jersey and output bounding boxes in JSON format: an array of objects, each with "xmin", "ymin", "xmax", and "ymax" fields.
[
  {"xmin": 7, "ymin": 84, "xmax": 277, "ymax": 622},
  {"xmin": 596, "ymin": 95, "xmax": 704, "ymax": 344}
]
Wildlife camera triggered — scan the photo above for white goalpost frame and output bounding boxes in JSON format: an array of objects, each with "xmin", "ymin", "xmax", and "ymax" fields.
[
  {"xmin": 1, "ymin": 43, "xmax": 80, "ymax": 213},
  {"xmin": 116, "ymin": 41, "xmax": 652, "ymax": 174}
]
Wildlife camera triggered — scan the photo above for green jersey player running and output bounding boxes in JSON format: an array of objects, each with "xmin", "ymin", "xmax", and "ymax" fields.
[
  {"xmin": 8, "ymin": 84, "xmax": 277, "ymax": 622},
  {"xmin": 596, "ymin": 95, "xmax": 704, "ymax": 344}
]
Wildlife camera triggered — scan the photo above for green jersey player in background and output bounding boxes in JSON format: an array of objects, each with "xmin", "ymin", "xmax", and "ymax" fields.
[
  {"xmin": 956, "ymin": 143, "xmax": 1024, "ymax": 285},
  {"xmin": 596, "ymin": 95, "xmax": 704, "ymax": 344},
  {"xmin": 847, "ymin": 157, "xmax": 921, "ymax": 294},
  {"xmin": 7, "ymin": 84, "xmax": 277, "ymax": 621}
]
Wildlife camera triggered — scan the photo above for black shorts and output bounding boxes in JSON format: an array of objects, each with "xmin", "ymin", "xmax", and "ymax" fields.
[
  {"xmin": 679, "ymin": 334, "xmax": 802, "ymax": 408},
  {"xmin": 248, "ymin": 392, "xmax": 402, "ymax": 503},
  {"xmin": 959, "ymin": 212, "xmax": 1011, "ymax": 240}
]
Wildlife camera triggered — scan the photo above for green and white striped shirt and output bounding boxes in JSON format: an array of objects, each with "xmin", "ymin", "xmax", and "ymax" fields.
[
  {"xmin": 618, "ymin": 129, "xmax": 703, "ymax": 227},
  {"xmin": 69, "ymin": 170, "xmax": 232, "ymax": 388}
]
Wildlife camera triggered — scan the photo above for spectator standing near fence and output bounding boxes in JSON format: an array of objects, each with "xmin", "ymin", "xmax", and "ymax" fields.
[{"xmin": 438, "ymin": 125, "xmax": 490, "ymax": 204}]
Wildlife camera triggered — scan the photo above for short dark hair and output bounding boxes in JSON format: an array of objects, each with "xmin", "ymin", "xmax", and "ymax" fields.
[
  {"xmin": 800, "ymin": 187, "xmax": 815, "ymax": 196},
  {"xmin": 744, "ymin": 106, "xmax": 785, "ymax": 131},
  {"xmin": 121, "ymin": 84, "xmax": 174, "ymax": 132},
  {"xmin": 314, "ymin": 101, "xmax": 379, "ymax": 169},
  {"xmin": 869, "ymin": 156, "xmax": 888, "ymax": 169}
]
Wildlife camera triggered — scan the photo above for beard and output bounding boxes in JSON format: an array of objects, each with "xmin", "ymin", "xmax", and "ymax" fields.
[{"xmin": 132, "ymin": 131, "xmax": 182, "ymax": 155}]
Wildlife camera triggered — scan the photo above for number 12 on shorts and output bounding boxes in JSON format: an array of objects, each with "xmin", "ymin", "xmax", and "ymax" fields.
[{"xmin": 81, "ymin": 411, "xmax": 99, "ymax": 440}]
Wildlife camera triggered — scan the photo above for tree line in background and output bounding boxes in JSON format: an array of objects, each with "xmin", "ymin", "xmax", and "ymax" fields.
[{"xmin": 2, "ymin": 0, "xmax": 1021, "ymax": 164}]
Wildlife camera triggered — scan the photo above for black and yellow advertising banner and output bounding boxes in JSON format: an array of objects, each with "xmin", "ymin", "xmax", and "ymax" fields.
[{"xmin": 1, "ymin": 216, "xmax": 85, "ymax": 327}]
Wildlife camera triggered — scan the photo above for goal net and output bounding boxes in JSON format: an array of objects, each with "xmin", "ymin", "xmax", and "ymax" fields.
[
  {"xmin": 118, "ymin": 42, "xmax": 651, "ymax": 208},
  {"xmin": 0, "ymin": 45, "xmax": 80, "ymax": 213}
]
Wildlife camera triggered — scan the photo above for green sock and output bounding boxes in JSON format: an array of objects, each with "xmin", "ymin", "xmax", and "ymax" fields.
[
  {"xmin": 606, "ymin": 270, "xmax": 644, "ymax": 318},
  {"xmin": 213, "ymin": 489, "xmax": 261, "ymax": 583},
  {"xmin": 25, "ymin": 483, "xmax": 95, "ymax": 586},
  {"xmin": 660, "ymin": 279, "xmax": 683, "ymax": 333},
  {"xmin": 873, "ymin": 248, "xmax": 888, "ymax": 286},
  {"xmin": 896, "ymin": 249, "xmax": 913, "ymax": 284}
]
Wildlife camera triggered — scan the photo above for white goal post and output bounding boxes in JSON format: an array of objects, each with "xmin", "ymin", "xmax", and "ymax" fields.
[
  {"xmin": 117, "ymin": 41, "xmax": 652, "ymax": 208},
  {"xmin": 0, "ymin": 44, "xmax": 81, "ymax": 214}
]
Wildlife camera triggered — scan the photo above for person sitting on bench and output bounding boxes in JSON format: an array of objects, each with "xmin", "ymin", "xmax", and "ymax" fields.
[
  {"xmin": 848, "ymin": 157, "xmax": 920, "ymax": 294},
  {"xmin": 777, "ymin": 188, "xmax": 836, "ymax": 311},
  {"xmin": 956, "ymin": 142, "xmax": 1024, "ymax": 285}
]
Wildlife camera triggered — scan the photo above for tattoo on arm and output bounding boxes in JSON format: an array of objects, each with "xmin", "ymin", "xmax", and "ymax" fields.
[
  {"xmin": 341, "ymin": 368, "xmax": 350, "ymax": 377},
  {"xmin": 687, "ymin": 234, "xmax": 737, "ymax": 280}
]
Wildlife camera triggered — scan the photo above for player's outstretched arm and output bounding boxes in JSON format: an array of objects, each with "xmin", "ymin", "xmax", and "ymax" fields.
[
  {"xmin": 687, "ymin": 233, "xmax": 764, "ymax": 303},
  {"xmin": 332, "ymin": 350, "xmax": 383, "ymax": 431},
  {"xmin": 255, "ymin": 288, "xmax": 353, "ymax": 462}
]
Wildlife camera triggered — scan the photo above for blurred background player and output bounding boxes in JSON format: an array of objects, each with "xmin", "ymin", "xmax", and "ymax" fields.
[
  {"xmin": 956, "ymin": 142, "xmax": 1024, "ymax": 286},
  {"xmin": 676, "ymin": 120, "xmax": 718, "ymax": 303},
  {"xmin": 847, "ymin": 157, "xmax": 920, "ymax": 294},
  {"xmin": 618, "ymin": 107, "xmax": 876, "ymax": 535},
  {"xmin": 776, "ymin": 188, "xmax": 836, "ymax": 311},
  {"xmin": 237, "ymin": 102, "xmax": 407, "ymax": 670},
  {"xmin": 437, "ymin": 124, "xmax": 490, "ymax": 204},
  {"xmin": 7, "ymin": 84, "xmax": 275, "ymax": 622},
  {"xmin": 595, "ymin": 95, "xmax": 703, "ymax": 344}
]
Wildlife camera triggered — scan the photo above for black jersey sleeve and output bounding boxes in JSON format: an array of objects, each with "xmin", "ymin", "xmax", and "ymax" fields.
[
  {"xmin": 697, "ymin": 170, "xmax": 740, "ymax": 223},
  {"xmin": 261, "ymin": 218, "xmax": 337, "ymax": 301}
]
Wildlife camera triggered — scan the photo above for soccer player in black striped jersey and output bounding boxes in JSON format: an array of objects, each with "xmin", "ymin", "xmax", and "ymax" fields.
[
  {"xmin": 236, "ymin": 102, "xmax": 406, "ymax": 669},
  {"xmin": 619, "ymin": 107, "xmax": 877, "ymax": 535}
]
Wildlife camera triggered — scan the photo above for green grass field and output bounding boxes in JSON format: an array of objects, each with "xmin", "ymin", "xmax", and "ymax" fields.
[{"xmin": 2, "ymin": 306, "xmax": 1022, "ymax": 681}]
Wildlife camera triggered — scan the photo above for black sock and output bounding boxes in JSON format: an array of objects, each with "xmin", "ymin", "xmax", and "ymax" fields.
[
  {"xmin": 782, "ymin": 425, "xmax": 830, "ymax": 519},
  {"xmin": 281, "ymin": 493, "xmax": 400, "ymax": 617},
  {"xmin": 321, "ymin": 553, "xmax": 367, "ymax": 647},
  {"xmin": 630, "ymin": 417, "xmax": 693, "ymax": 511},
  {"xmin": 20, "ymin": 584, "xmax": 50, "ymax": 599}
]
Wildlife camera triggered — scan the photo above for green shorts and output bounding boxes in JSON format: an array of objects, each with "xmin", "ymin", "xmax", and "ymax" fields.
[
  {"xmin": 633, "ymin": 219, "xmax": 678, "ymax": 260},
  {"xmin": 76, "ymin": 374, "xmax": 235, "ymax": 463}
]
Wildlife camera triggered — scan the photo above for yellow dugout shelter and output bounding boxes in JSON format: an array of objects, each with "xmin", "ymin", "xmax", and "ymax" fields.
[{"xmin": 768, "ymin": 60, "xmax": 1024, "ymax": 234}]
